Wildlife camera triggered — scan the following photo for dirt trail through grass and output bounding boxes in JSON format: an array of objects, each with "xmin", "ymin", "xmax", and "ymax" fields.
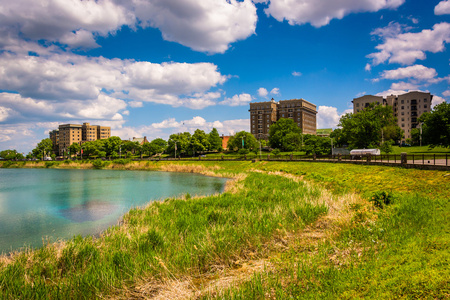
[{"xmin": 116, "ymin": 170, "xmax": 366, "ymax": 299}]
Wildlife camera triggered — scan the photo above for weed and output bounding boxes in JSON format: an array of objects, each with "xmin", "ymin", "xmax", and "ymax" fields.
[{"xmin": 369, "ymin": 191, "xmax": 394, "ymax": 209}]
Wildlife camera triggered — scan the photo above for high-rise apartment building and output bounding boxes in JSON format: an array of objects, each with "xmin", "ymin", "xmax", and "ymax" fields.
[
  {"xmin": 249, "ymin": 98, "xmax": 317, "ymax": 140},
  {"xmin": 352, "ymin": 91, "xmax": 433, "ymax": 141},
  {"xmin": 50, "ymin": 123, "xmax": 111, "ymax": 155}
]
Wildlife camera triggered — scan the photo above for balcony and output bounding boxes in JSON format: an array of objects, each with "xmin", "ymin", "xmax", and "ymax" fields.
[
  {"xmin": 411, "ymin": 106, "xmax": 417, "ymax": 111},
  {"xmin": 411, "ymin": 112, "xmax": 418, "ymax": 117}
]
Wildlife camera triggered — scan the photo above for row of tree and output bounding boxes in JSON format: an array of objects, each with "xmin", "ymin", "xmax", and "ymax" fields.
[{"xmin": 2, "ymin": 102, "xmax": 448, "ymax": 160}]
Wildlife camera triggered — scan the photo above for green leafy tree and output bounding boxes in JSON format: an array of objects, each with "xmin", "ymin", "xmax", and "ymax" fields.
[
  {"xmin": 32, "ymin": 138, "xmax": 53, "ymax": 159},
  {"xmin": 143, "ymin": 138, "xmax": 167, "ymax": 156},
  {"xmin": 189, "ymin": 129, "xmax": 210, "ymax": 156},
  {"xmin": 68, "ymin": 143, "xmax": 81, "ymax": 157},
  {"xmin": 167, "ymin": 132, "xmax": 191, "ymax": 156},
  {"xmin": 419, "ymin": 102, "xmax": 450, "ymax": 147},
  {"xmin": 0, "ymin": 150, "xmax": 19, "ymax": 160},
  {"xmin": 303, "ymin": 135, "xmax": 332, "ymax": 155},
  {"xmin": 338, "ymin": 104, "xmax": 401, "ymax": 149},
  {"xmin": 330, "ymin": 128, "xmax": 347, "ymax": 148},
  {"xmin": 227, "ymin": 131, "xmax": 258, "ymax": 151},
  {"xmin": 104, "ymin": 136, "xmax": 123, "ymax": 157},
  {"xmin": 380, "ymin": 140, "xmax": 394, "ymax": 153},
  {"xmin": 268, "ymin": 118, "xmax": 302, "ymax": 151},
  {"xmin": 208, "ymin": 128, "xmax": 223, "ymax": 151}
]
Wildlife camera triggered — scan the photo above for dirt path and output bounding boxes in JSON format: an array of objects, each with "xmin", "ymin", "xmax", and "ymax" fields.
[{"xmin": 111, "ymin": 170, "xmax": 367, "ymax": 300}]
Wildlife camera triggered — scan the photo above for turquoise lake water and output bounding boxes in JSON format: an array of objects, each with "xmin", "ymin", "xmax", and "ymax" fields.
[{"xmin": 0, "ymin": 168, "xmax": 227, "ymax": 254}]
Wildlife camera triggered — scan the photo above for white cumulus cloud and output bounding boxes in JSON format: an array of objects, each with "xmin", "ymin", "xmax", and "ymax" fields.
[
  {"xmin": 258, "ymin": 87, "xmax": 269, "ymax": 97},
  {"xmin": 220, "ymin": 93, "xmax": 253, "ymax": 106},
  {"xmin": 260, "ymin": 0, "xmax": 404, "ymax": 27},
  {"xmin": 316, "ymin": 106, "xmax": 352, "ymax": 129},
  {"xmin": 435, "ymin": 0, "xmax": 450, "ymax": 15},
  {"xmin": 380, "ymin": 65, "xmax": 438, "ymax": 80},
  {"xmin": 368, "ymin": 22, "xmax": 450, "ymax": 66}
]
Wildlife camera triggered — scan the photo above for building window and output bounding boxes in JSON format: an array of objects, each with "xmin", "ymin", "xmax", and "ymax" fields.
[
  {"xmin": 356, "ymin": 103, "xmax": 359, "ymax": 107},
  {"xmin": 424, "ymin": 105, "xmax": 427, "ymax": 108},
  {"xmin": 424, "ymin": 99, "xmax": 427, "ymax": 102},
  {"xmin": 401, "ymin": 100, "xmax": 404, "ymax": 104},
  {"xmin": 401, "ymin": 106, "xmax": 404, "ymax": 109}
]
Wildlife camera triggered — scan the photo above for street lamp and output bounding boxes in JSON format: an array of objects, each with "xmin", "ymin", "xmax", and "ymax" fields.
[{"xmin": 418, "ymin": 122, "xmax": 423, "ymax": 147}]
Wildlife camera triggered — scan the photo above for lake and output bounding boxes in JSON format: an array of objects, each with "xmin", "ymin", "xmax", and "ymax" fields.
[{"xmin": 0, "ymin": 168, "xmax": 227, "ymax": 254}]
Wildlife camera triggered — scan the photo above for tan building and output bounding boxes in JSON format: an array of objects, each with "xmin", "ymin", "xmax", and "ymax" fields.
[
  {"xmin": 249, "ymin": 98, "xmax": 317, "ymax": 139},
  {"xmin": 352, "ymin": 91, "xmax": 433, "ymax": 140},
  {"xmin": 49, "ymin": 129, "xmax": 59, "ymax": 154},
  {"xmin": 50, "ymin": 123, "xmax": 111, "ymax": 155}
]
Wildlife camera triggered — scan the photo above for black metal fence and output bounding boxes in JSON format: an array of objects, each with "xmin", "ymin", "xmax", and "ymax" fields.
[{"xmin": 148, "ymin": 153, "xmax": 450, "ymax": 167}]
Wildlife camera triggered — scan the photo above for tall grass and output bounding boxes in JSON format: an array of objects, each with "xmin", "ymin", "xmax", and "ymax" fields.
[{"xmin": 0, "ymin": 172, "xmax": 327, "ymax": 298}]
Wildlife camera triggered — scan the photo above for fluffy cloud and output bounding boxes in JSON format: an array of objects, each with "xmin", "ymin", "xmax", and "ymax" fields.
[
  {"xmin": 0, "ymin": 0, "xmax": 257, "ymax": 54},
  {"xmin": 368, "ymin": 22, "xmax": 450, "ymax": 65},
  {"xmin": 0, "ymin": 0, "xmax": 133, "ymax": 49},
  {"xmin": 257, "ymin": 87, "xmax": 280, "ymax": 98},
  {"xmin": 258, "ymin": 88, "xmax": 269, "ymax": 97},
  {"xmin": 292, "ymin": 71, "xmax": 302, "ymax": 76},
  {"xmin": 380, "ymin": 65, "xmax": 438, "ymax": 80},
  {"xmin": 435, "ymin": 0, "xmax": 450, "ymax": 15},
  {"xmin": 316, "ymin": 106, "xmax": 352, "ymax": 129},
  {"xmin": 259, "ymin": 0, "xmax": 404, "ymax": 27},
  {"xmin": 390, "ymin": 82, "xmax": 419, "ymax": 90},
  {"xmin": 220, "ymin": 93, "xmax": 253, "ymax": 106},
  {"xmin": 432, "ymin": 96, "xmax": 446, "ymax": 108},
  {"xmin": 443, "ymin": 90, "xmax": 450, "ymax": 97},
  {"xmin": 0, "ymin": 52, "xmax": 227, "ymax": 108},
  {"xmin": 122, "ymin": 0, "xmax": 258, "ymax": 53}
]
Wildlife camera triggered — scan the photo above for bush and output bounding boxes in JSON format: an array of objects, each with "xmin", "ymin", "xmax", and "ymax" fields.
[
  {"xmin": 112, "ymin": 158, "xmax": 132, "ymax": 165},
  {"xmin": 238, "ymin": 148, "xmax": 249, "ymax": 155},
  {"xmin": 271, "ymin": 149, "xmax": 281, "ymax": 156},
  {"xmin": 92, "ymin": 159, "xmax": 106, "ymax": 169},
  {"xmin": 370, "ymin": 191, "xmax": 394, "ymax": 209}
]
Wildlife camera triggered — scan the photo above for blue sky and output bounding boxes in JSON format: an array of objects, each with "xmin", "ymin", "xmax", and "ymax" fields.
[{"xmin": 0, "ymin": 0, "xmax": 449, "ymax": 153}]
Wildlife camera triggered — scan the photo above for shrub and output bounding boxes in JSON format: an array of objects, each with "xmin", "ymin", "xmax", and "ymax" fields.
[
  {"xmin": 271, "ymin": 149, "xmax": 281, "ymax": 156},
  {"xmin": 92, "ymin": 159, "xmax": 106, "ymax": 169},
  {"xmin": 238, "ymin": 148, "xmax": 249, "ymax": 155},
  {"xmin": 370, "ymin": 191, "xmax": 394, "ymax": 209},
  {"xmin": 112, "ymin": 158, "xmax": 132, "ymax": 165}
]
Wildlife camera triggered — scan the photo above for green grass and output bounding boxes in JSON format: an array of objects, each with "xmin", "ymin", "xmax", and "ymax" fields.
[{"xmin": 0, "ymin": 160, "xmax": 448, "ymax": 299}]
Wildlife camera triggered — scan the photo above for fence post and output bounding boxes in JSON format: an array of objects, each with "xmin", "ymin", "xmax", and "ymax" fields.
[
  {"xmin": 244, "ymin": 154, "xmax": 247, "ymax": 160},
  {"xmin": 313, "ymin": 154, "xmax": 316, "ymax": 161},
  {"xmin": 367, "ymin": 154, "xmax": 372, "ymax": 162},
  {"xmin": 434, "ymin": 154, "xmax": 436, "ymax": 165},
  {"xmin": 338, "ymin": 154, "xmax": 342, "ymax": 162},
  {"xmin": 221, "ymin": 155, "xmax": 224, "ymax": 160},
  {"xmin": 290, "ymin": 153, "xmax": 293, "ymax": 161},
  {"xmin": 267, "ymin": 154, "xmax": 270, "ymax": 161},
  {"xmin": 423, "ymin": 154, "xmax": 424, "ymax": 165},
  {"xmin": 401, "ymin": 152, "xmax": 407, "ymax": 165}
]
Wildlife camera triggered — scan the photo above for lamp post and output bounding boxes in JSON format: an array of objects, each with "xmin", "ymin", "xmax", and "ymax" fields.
[
  {"xmin": 419, "ymin": 122, "xmax": 423, "ymax": 147},
  {"xmin": 174, "ymin": 141, "xmax": 177, "ymax": 159}
]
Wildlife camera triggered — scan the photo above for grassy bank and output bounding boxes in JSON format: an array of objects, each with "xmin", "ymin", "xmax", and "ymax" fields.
[{"xmin": 0, "ymin": 160, "xmax": 448, "ymax": 299}]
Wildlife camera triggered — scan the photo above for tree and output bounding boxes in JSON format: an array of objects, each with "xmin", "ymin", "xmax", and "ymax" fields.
[
  {"xmin": 303, "ymin": 135, "xmax": 331, "ymax": 155},
  {"xmin": 338, "ymin": 104, "xmax": 401, "ymax": 149},
  {"xmin": 419, "ymin": 102, "xmax": 450, "ymax": 147},
  {"xmin": 68, "ymin": 143, "xmax": 81, "ymax": 157},
  {"xmin": 0, "ymin": 149, "xmax": 19, "ymax": 160},
  {"xmin": 330, "ymin": 128, "xmax": 347, "ymax": 148},
  {"xmin": 104, "ymin": 136, "xmax": 123, "ymax": 157},
  {"xmin": 380, "ymin": 140, "xmax": 394, "ymax": 153},
  {"xmin": 227, "ymin": 131, "xmax": 258, "ymax": 151},
  {"xmin": 32, "ymin": 138, "xmax": 53, "ymax": 159},
  {"xmin": 268, "ymin": 118, "xmax": 302, "ymax": 151},
  {"xmin": 208, "ymin": 128, "xmax": 223, "ymax": 151},
  {"xmin": 167, "ymin": 132, "xmax": 191, "ymax": 156},
  {"xmin": 143, "ymin": 138, "xmax": 167, "ymax": 156},
  {"xmin": 189, "ymin": 129, "xmax": 210, "ymax": 156}
]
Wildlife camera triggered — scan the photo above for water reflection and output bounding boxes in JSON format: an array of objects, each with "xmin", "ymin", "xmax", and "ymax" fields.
[{"xmin": 0, "ymin": 169, "xmax": 227, "ymax": 253}]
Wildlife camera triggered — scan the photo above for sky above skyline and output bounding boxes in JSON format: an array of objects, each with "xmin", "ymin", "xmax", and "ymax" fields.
[{"xmin": 0, "ymin": 0, "xmax": 449, "ymax": 153}]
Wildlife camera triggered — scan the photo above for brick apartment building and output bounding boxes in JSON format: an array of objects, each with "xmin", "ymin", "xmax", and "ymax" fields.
[
  {"xmin": 249, "ymin": 98, "xmax": 317, "ymax": 140},
  {"xmin": 49, "ymin": 123, "xmax": 111, "ymax": 155},
  {"xmin": 352, "ymin": 91, "xmax": 432, "ymax": 141}
]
